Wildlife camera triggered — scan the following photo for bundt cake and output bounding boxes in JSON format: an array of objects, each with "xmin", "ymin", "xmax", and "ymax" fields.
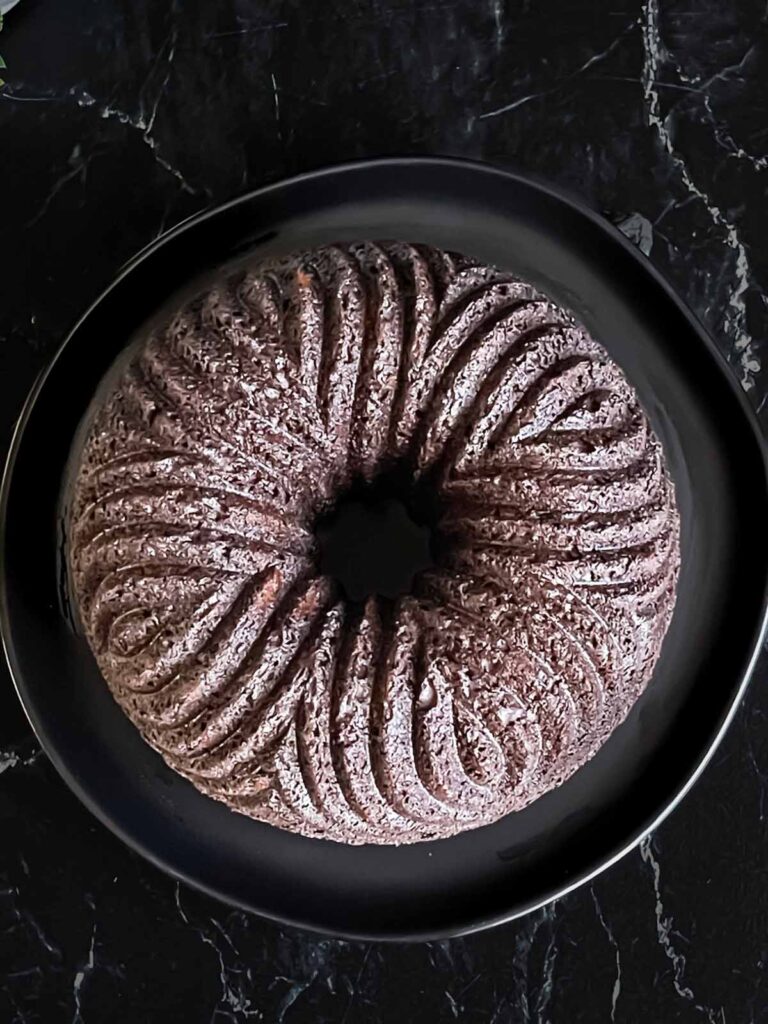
[{"xmin": 67, "ymin": 242, "xmax": 680, "ymax": 844}]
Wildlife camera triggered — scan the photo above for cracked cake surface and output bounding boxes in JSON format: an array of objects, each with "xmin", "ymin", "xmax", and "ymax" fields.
[{"xmin": 68, "ymin": 242, "xmax": 680, "ymax": 844}]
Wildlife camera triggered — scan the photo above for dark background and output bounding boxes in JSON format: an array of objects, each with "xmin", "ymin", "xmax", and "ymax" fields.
[{"xmin": 1, "ymin": 1, "xmax": 767, "ymax": 1021}]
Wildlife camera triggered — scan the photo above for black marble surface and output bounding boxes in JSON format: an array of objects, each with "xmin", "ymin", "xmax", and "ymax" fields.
[{"xmin": 1, "ymin": 1, "xmax": 768, "ymax": 1020}]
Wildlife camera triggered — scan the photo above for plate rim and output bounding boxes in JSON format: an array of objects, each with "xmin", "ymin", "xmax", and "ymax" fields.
[{"xmin": 3, "ymin": 155, "xmax": 768, "ymax": 941}]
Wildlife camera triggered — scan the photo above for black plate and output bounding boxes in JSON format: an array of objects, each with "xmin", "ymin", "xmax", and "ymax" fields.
[{"xmin": 2, "ymin": 158, "xmax": 768, "ymax": 941}]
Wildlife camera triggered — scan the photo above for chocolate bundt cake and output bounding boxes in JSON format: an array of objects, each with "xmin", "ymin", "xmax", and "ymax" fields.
[{"xmin": 68, "ymin": 242, "xmax": 680, "ymax": 844}]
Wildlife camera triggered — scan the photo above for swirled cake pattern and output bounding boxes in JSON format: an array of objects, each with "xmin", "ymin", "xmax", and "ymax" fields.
[{"xmin": 68, "ymin": 243, "xmax": 680, "ymax": 844}]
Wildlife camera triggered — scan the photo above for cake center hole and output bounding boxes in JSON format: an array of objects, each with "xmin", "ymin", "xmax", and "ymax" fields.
[{"xmin": 316, "ymin": 485, "xmax": 436, "ymax": 602}]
